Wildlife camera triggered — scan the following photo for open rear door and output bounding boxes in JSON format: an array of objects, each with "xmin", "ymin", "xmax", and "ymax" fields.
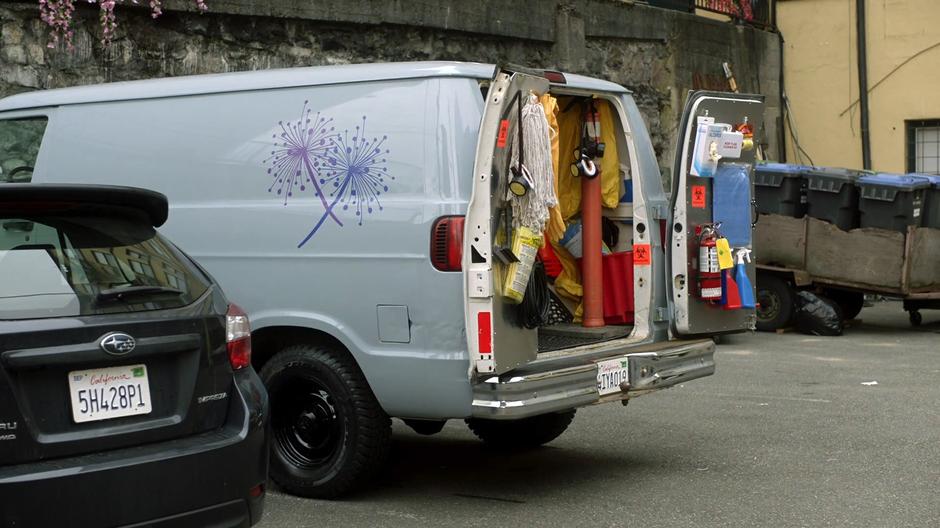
[
  {"xmin": 668, "ymin": 91, "xmax": 765, "ymax": 336},
  {"xmin": 465, "ymin": 67, "xmax": 550, "ymax": 375}
]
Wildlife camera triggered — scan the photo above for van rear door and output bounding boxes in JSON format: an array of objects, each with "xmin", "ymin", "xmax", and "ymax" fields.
[
  {"xmin": 667, "ymin": 91, "xmax": 765, "ymax": 336},
  {"xmin": 465, "ymin": 68, "xmax": 549, "ymax": 375}
]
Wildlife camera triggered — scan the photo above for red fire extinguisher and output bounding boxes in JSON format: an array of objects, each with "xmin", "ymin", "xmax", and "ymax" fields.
[{"xmin": 697, "ymin": 224, "xmax": 722, "ymax": 302}]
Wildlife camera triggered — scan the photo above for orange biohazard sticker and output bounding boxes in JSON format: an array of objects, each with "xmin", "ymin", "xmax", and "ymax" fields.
[
  {"xmin": 633, "ymin": 243, "xmax": 651, "ymax": 265},
  {"xmin": 496, "ymin": 119, "xmax": 510, "ymax": 148},
  {"xmin": 692, "ymin": 185, "xmax": 707, "ymax": 208}
]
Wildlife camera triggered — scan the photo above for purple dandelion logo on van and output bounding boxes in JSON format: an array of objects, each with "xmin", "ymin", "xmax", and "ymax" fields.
[
  {"xmin": 296, "ymin": 116, "xmax": 392, "ymax": 248},
  {"xmin": 264, "ymin": 104, "xmax": 393, "ymax": 248},
  {"xmin": 263, "ymin": 100, "xmax": 342, "ymax": 227}
]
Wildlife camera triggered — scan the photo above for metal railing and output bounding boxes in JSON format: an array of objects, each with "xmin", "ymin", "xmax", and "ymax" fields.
[{"xmin": 693, "ymin": 0, "xmax": 775, "ymax": 29}]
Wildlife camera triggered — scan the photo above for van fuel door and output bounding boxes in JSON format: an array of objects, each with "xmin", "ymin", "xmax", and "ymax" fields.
[{"xmin": 465, "ymin": 68, "xmax": 549, "ymax": 375}]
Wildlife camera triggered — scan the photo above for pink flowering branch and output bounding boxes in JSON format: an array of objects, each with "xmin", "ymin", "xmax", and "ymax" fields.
[
  {"xmin": 38, "ymin": 0, "xmax": 76, "ymax": 49},
  {"xmin": 38, "ymin": 0, "xmax": 209, "ymax": 49}
]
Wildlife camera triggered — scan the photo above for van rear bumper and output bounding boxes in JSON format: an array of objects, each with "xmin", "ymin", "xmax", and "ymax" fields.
[{"xmin": 470, "ymin": 338, "xmax": 715, "ymax": 420}]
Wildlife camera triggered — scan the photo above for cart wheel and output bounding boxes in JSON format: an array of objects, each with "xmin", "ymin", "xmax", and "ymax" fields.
[
  {"xmin": 823, "ymin": 289, "xmax": 865, "ymax": 321},
  {"xmin": 909, "ymin": 310, "xmax": 923, "ymax": 327},
  {"xmin": 755, "ymin": 273, "xmax": 796, "ymax": 332}
]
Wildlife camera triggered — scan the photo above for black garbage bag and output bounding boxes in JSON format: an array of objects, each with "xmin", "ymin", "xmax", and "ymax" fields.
[{"xmin": 794, "ymin": 291, "xmax": 844, "ymax": 336}]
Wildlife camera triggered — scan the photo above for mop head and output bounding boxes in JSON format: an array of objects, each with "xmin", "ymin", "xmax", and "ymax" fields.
[{"xmin": 509, "ymin": 94, "xmax": 558, "ymax": 232}]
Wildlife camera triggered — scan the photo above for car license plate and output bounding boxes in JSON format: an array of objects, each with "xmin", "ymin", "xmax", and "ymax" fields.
[
  {"xmin": 596, "ymin": 357, "xmax": 629, "ymax": 396},
  {"xmin": 68, "ymin": 364, "xmax": 153, "ymax": 423}
]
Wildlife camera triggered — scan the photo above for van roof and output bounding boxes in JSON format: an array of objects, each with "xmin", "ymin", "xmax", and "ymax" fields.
[{"xmin": 0, "ymin": 61, "xmax": 629, "ymax": 112}]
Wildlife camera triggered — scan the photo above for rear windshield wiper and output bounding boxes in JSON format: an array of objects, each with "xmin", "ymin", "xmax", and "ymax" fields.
[{"xmin": 95, "ymin": 285, "xmax": 184, "ymax": 303}]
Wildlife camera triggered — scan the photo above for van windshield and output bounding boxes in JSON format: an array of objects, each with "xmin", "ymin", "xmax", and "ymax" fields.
[
  {"xmin": 0, "ymin": 117, "xmax": 47, "ymax": 184},
  {"xmin": 0, "ymin": 214, "xmax": 210, "ymax": 320}
]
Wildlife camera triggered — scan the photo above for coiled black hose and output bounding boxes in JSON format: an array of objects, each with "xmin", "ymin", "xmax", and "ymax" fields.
[{"xmin": 516, "ymin": 261, "xmax": 551, "ymax": 329}]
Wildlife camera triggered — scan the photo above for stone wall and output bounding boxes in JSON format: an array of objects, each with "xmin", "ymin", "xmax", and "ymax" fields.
[{"xmin": 0, "ymin": 0, "xmax": 781, "ymax": 177}]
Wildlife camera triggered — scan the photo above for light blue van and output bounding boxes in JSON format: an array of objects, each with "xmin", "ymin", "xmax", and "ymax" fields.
[{"xmin": 0, "ymin": 62, "xmax": 764, "ymax": 497}]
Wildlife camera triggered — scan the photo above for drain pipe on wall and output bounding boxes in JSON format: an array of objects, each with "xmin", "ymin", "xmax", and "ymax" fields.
[
  {"xmin": 778, "ymin": 30, "xmax": 787, "ymax": 163},
  {"xmin": 856, "ymin": 0, "xmax": 872, "ymax": 170}
]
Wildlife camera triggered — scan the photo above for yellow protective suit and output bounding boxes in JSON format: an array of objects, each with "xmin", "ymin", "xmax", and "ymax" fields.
[
  {"xmin": 550, "ymin": 98, "xmax": 622, "ymax": 316},
  {"xmin": 555, "ymin": 97, "xmax": 621, "ymax": 218},
  {"xmin": 539, "ymin": 94, "xmax": 566, "ymax": 244}
]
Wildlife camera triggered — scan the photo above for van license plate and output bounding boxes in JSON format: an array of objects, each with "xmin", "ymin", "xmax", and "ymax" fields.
[
  {"xmin": 596, "ymin": 357, "xmax": 629, "ymax": 396},
  {"xmin": 68, "ymin": 364, "xmax": 153, "ymax": 423}
]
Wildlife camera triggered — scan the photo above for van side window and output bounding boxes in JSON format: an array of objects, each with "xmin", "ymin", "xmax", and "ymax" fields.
[
  {"xmin": 0, "ymin": 117, "xmax": 47, "ymax": 183},
  {"xmin": 478, "ymin": 81, "xmax": 489, "ymax": 101}
]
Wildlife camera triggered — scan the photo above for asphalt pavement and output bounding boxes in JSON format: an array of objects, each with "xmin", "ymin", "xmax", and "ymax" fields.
[{"xmin": 258, "ymin": 301, "xmax": 940, "ymax": 527}]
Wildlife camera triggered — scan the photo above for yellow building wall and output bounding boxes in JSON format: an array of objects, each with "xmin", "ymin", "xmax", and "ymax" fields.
[{"xmin": 778, "ymin": 0, "xmax": 940, "ymax": 172}]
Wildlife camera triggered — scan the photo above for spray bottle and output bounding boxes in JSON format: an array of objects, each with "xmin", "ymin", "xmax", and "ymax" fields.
[{"xmin": 734, "ymin": 248, "xmax": 755, "ymax": 309}]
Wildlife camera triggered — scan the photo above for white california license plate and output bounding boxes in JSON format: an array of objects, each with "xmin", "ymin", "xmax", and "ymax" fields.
[
  {"xmin": 68, "ymin": 364, "xmax": 153, "ymax": 423},
  {"xmin": 596, "ymin": 357, "xmax": 629, "ymax": 396}
]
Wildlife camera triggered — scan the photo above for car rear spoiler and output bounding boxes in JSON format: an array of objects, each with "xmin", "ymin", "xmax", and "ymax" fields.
[{"xmin": 0, "ymin": 184, "xmax": 169, "ymax": 227}]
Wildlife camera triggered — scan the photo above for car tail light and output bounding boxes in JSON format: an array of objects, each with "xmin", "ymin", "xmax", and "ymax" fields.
[
  {"xmin": 226, "ymin": 303, "xmax": 251, "ymax": 370},
  {"xmin": 430, "ymin": 215, "xmax": 465, "ymax": 271},
  {"xmin": 249, "ymin": 483, "xmax": 265, "ymax": 498}
]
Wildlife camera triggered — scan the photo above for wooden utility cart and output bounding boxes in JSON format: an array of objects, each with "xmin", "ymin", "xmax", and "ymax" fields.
[{"xmin": 753, "ymin": 214, "xmax": 940, "ymax": 329}]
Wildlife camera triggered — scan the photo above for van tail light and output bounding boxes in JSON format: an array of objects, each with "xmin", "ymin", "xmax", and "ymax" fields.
[
  {"xmin": 542, "ymin": 70, "xmax": 567, "ymax": 84},
  {"xmin": 226, "ymin": 303, "xmax": 252, "ymax": 370},
  {"xmin": 431, "ymin": 215, "xmax": 465, "ymax": 271}
]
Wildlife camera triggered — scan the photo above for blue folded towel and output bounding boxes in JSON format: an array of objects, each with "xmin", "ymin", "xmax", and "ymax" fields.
[{"xmin": 713, "ymin": 163, "xmax": 752, "ymax": 247}]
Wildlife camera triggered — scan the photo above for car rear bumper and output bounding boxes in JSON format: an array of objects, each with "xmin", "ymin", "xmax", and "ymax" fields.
[
  {"xmin": 0, "ymin": 369, "xmax": 269, "ymax": 528},
  {"xmin": 470, "ymin": 338, "xmax": 715, "ymax": 419}
]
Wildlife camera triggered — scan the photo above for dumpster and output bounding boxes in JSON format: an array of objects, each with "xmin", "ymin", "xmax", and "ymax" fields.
[
  {"xmin": 910, "ymin": 173, "xmax": 940, "ymax": 229},
  {"xmin": 754, "ymin": 162, "xmax": 810, "ymax": 218},
  {"xmin": 804, "ymin": 167, "xmax": 864, "ymax": 231},
  {"xmin": 857, "ymin": 173, "xmax": 930, "ymax": 233}
]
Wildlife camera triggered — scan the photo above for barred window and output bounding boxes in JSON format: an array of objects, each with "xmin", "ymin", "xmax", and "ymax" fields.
[{"xmin": 907, "ymin": 119, "xmax": 940, "ymax": 174}]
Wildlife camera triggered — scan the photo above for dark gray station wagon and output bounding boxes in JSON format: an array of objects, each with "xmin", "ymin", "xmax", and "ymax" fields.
[{"xmin": 0, "ymin": 184, "xmax": 269, "ymax": 528}]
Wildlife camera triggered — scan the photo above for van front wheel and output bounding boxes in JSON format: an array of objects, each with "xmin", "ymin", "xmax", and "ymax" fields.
[
  {"xmin": 260, "ymin": 345, "xmax": 391, "ymax": 499},
  {"xmin": 466, "ymin": 410, "xmax": 576, "ymax": 449}
]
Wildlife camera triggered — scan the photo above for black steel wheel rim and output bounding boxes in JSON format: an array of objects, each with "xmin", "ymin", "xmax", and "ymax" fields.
[
  {"xmin": 756, "ymin": 288, "xmax": 780, "ymax": 322},
  {"xmin": 270, "ymin": 372, "xmax": 344, "ymax": 470}
]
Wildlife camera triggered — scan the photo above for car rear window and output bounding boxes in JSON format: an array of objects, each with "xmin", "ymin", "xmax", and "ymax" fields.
[
  {"xmin": 0, "ymin": 213, "xmax": 211, "ymax": 320},
  {"xmin": 0, "ymin": 117, "xmax": 47, "ymax": 183}
]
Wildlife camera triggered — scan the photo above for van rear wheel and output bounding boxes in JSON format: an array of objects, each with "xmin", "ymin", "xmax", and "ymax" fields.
[
  {"xmin": 260, "ymin": 345, "xmax": 391, "ymax": 499},
  {"xmin": 466, "ymin": 410, "xmax": 576, "ymax": 449}
]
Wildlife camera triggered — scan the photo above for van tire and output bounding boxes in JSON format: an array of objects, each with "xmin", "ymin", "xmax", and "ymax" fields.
[
  {"xmin": 465, "ymin": 410, "xmax": 576, "ymax": 449},
  {"xmin": 260, "ymin": 345, "xmax": 391, "ymax": 499}
]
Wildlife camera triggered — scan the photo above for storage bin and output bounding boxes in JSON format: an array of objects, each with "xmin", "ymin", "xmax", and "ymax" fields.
[
  {"xmin": 804, "ymin": 167, "xmax": 864, "ymax": 231},
  {"xmin": 857, "ymin": 173, "xmax": 930, "ymax": 232},
  {"xmin": 538, "ymin": 240, "xmax": 562, "ymax": 278},
  {"xmin": 857, "ymin": 172, "xmax": 930, "ymax": 233},
  {"xmin": 577, "ymin": 251, "xmax": 634, "ymax": 325},
  {"xmin": 754, "ymin": 162, "xmax": 810, "ymax": 218},
  {"xmin": 910, "ymin": 174, "xmax": 940, "ymax": 229},
  {"xmin": 600, "ymin": 251, "xmax": 634, "ymax": 325}
]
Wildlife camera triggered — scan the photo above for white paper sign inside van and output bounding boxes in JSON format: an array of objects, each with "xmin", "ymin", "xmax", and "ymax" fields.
[{"xmin": 690, "ymin": 118, "xmax": 743, "ymax": 178}]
